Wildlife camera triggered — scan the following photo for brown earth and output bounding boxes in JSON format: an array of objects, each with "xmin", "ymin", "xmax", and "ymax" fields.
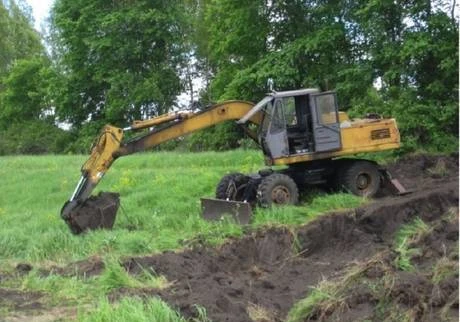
[
  {"xmin": 2, "ymin": 154, "xmax": 458, "ymax": 322},
  {"xmin": 108, "ymin": 154, "xmax": 458, "ymax": 322},
  {"xmin": 296, "ymin": 209, "xmax": 459, "ymax": 322}
]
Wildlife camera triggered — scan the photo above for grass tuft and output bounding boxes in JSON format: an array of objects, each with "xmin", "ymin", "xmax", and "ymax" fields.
[
  {"xmin": 432, "ymin": 256, "xmax": 458, "ymax": 284},
  {"xmin": 98, "ymin": 257, "xmax": 169, "ymax": 292},
  {"xmin": 78, "ymin": 297, "xmax": 186, "ymax": 322},
  {"xmin": 394, "ymin": 218, "xmax": 430, "ymax": 271}
]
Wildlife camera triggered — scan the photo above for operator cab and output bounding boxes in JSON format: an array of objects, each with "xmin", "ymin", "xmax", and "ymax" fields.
[{"xmin": 239, "ymin": 89, "xmax": 342, "ymax": 159}]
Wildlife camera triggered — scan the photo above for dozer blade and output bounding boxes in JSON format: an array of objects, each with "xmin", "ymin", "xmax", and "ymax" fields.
[
  {"xmin": 380, "ymin": 170, "xmax": 412, "ymax": 196},
  {"xmin": 63, "ymin": 192, "xmax": 120, "ymax": 234},
  {"xmin": 201, "ymin": 198, "xmax": 253, "ymax": 225}
]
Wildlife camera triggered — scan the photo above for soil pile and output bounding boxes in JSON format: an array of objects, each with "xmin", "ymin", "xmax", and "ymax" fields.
[
  {"xmin": 290, "ymin": 211, "xmax": 458, "ymax": 322},
  {"xmin": 106, "ymin": 154, "xmax": 458, "ymax": 322}
]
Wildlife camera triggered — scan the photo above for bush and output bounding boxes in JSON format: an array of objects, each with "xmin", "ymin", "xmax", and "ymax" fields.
[
  {"xmin": 184, "ymin": 122, "xmax": 245, "ymax": 152},
  {"xmin": 0, "ymin": 120, "xmax": 72, "ymax": 155}
]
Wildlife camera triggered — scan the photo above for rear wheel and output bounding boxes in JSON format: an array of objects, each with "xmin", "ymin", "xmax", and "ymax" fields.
[
  {"xmin": 215, "ymin": 173, "xmax": 250, "ymax": 201},
  {"xmin": 340, "ymin": 161, "xmax": 380, "ymax": 197},
  {"xmin": 257, "ymin": 173, "xmax": 299, "ymax": 207}
]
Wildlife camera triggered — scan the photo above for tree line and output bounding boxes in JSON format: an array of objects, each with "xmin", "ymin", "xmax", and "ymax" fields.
[{"xmin": 0, "ymin": 0, "xmax": 458, "ymax": 155}]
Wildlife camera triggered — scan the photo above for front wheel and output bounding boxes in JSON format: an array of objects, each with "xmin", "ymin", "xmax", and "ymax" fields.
[
  {"xmin": 215, "ymin": 173, "xmax": 250, "ymax": 201},
  {"xmin": 257, "ymin": 173, "xmax": 299, "ymax": 207}
]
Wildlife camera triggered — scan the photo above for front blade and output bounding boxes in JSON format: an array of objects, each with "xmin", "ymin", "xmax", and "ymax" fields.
[
  {"xmin": 64, "ymin": 192, "xmax": 120, "ymax": 234},
  {"xmin": 201, "ymin": 198, "xmax": 253, "ymax": 225}
]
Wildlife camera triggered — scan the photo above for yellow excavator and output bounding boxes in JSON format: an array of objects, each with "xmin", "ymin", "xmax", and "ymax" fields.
[{"xmin": 61, "ymin": 88, "xmax": 407, "ymax": 234}]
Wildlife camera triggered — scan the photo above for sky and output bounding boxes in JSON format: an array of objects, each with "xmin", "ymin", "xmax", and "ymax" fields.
[{"xmin": 25, "ymin": 0, "xmax": 54, "ymax": 30}]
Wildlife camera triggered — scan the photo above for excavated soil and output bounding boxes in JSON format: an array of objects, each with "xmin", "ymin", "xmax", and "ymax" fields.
[
  {"xmin": 2, "ymin": 154, "xmax": 459, "ymax": 322},
  {"xmin": 312, "ymin": 212, "xmax": 459, "ymax": 322},
  {"xmin": 111, "ymin": 182, "xmax": 458, "ymax": 322},
  {"xmin": 108, "ymin": 154, "xmax": 458, "ymax": 322}
]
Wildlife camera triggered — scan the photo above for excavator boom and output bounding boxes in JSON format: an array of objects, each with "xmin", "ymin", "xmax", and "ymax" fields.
[{"xmin": 61, "ymin": 101, "xmax": 260, "ymax": 233}]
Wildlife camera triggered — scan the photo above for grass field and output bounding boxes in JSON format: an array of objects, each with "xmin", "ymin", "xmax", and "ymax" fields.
[
  {"xmin": 0, "ymin": 150, "xmax": 366, "ymax": 319},
  {"xmin": 0, "ymin": 150, "xmax": 365, "ymax": 265}
]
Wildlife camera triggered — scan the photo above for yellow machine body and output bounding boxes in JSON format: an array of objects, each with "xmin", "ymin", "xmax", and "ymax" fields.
[{"xmin": 271, "ymin": 118, "xmax": 400, "ymax": 165}]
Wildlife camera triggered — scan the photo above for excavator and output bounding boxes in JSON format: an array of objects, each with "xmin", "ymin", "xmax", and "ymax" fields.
[{"xmin": 61, "ymin": 88, "xmax": 407, "ymax": 234}]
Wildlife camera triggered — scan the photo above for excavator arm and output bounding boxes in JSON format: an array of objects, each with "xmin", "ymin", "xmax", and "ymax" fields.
[{"xmin": 61, "ymin": 101, "xmax": 261, "ymax": 233}]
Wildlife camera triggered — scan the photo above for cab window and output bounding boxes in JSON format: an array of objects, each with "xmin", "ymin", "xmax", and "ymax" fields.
[
  {"xmin": 283, "ymin": 97, "xmax": 297, "ymax": 126},
  {"xmin": 315, "ymin": 94, "xmax": 338, "ymax": 125},
  {"xmin": 270, "ymin": 100, "xmax": 285, "ymax": 134}
]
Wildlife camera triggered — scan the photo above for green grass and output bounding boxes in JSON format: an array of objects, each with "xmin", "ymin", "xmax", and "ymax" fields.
[
  {"xmin": 77, "ymin": 297, "xmax": 187, "ymax": 322},
  {"xmin": 286, "ymin": 258, "xmax": 372, "ymax": 322},
  {"xmin": 394, "ymin": 218, "xmax": 430, "ymax": 271},
  {"xmin": 0, "ymin": 150, "xmax": 364, "ymax": 265},
  {"xmin": 0, "ymin": 150, "xmax": 366, "ymax": 319}
]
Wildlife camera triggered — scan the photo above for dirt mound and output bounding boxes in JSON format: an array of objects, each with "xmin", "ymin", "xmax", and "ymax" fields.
[
  {"xmin": 47, "ymin": 256, "xmax": 105, "ymax": 278},
  {"xmin": 385, "ymin": 153, "xmax": 458, "ymax": 191},
  {"xmin": 109, "ymin": 181, "xmax": 458, "ymax": 321},
  {"xmin": 0, "ymin": 288, "xmax": 44, "ymax": 312},
  {"xmin": 302, "ymin": 213, "xmax": 459, "ymax": 322}
]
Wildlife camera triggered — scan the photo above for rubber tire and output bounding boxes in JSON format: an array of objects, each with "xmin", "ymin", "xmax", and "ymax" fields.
[
  {"xmin": 340, "ymin": 161, "xmax": 380, "ymax": 197},
  {"xmin": 257, "ymin": 173, "xmax": 299, "ymax": 207},
  {"xmin": 215, "ymin": 173, "xmax": 249, "ymax": 201}
]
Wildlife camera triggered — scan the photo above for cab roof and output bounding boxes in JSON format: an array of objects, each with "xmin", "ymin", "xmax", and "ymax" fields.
[
  {"xmin": 270, "ymin": 88, "xmax": 319, "ymax": 98},
  {"xmin": 237, "ymin": 88, "xmax": 320, "ymax": 124}
]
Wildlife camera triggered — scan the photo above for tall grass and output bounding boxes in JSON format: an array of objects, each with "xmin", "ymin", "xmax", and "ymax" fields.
[
  {"xmin": 394, "ymin": 217, "xmax": 430, "ymax": 271},
  {"xmin": 0, "ymin": 150, "xmax": 364, "ymax": 264},
  {"xmin": 78, "ymin": 297, "xmax": 186, "ymax": 322}
]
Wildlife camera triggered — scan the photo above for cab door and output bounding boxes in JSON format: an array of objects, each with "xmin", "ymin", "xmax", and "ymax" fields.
[
  {"xmin": 309, "ymin": 92, "xmax": 342, "ymax": 152},
  {"xmin": 263, "ymin": 98, "xmax": 289, "ymax": 158}
]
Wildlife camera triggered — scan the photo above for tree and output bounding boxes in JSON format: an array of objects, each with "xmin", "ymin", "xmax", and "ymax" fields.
[
  {"xmin": 0, "ymin": 0, "xmax": 51, "ymax": 131},
  {"xmin": 0, "ymin": 0, "xmax": 43, "ymax": 77},
  {"xmin": 204, "ymin": 0, "xmax": 271, "ymax": 100},
  {"xmin": 50, "ymin": 0, "xmax": 188, "ymax": 127},
  {"xmin": 0, "ymin": 57, "xmax": 55, "ymax": 128}
]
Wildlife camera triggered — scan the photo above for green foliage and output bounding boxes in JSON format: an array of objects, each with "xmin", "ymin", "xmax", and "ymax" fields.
[
  {"xmin": 204, "ymin": 0, "xmax": 269, "ymax": 100},
  {"xmin": 0, "ymin": 120, "xmax": 71, "ymax": 155},
  {"xmin": 0, "ymin": 0, "xmax": 44, "ymax": 76},
  {"xmin": 50, "ymin": 0, "xmax": 187, "ymax": 126},
  {"xmin": 349, "ymin": 89, "xmax": 458, "ymax": 153},
  {"xmin": 394, "ymin": 218, "xmax": 430, "ymax": 271},
  {"xmin": 0, "ymin": 0, "xmax": 457, "ymax": 155},
  {"xmin": 197, "ymin": 0, "xmax": 458, "ymax": 152},
  {"xmin": 98, "ymin": 258, "xmax": 167, "ymax": 292},
  {"xmin": 0, "ymin": 57, "xmax": 55, "ymax": 128},
  {"xmin": 78, "ymin": 297, "xmax": 186, "ymax": 322},
  {"xmin": 287, "ymin": 287, "xmax": 332, "ymax": 322},
  {"xmin": 64, "ymin": 121, "xmax": 106, "ymax": 154},
  {"xmin": 186, "ymin": 122, "xmax": 245, "ymax": 151}
]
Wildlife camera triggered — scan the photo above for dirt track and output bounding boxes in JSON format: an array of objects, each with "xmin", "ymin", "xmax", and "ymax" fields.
[{"xmin": 2, "ymin": 154, "xmax": 459, "ymax": 321}]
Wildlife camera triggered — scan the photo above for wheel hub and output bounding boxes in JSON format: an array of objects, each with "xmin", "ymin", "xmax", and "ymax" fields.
[
  {"xmin": 356, "ymin": 173, "xmax": 370, "ymax": 190},
  {"xmin": 271, "ymin": 185, "xmax": 290, "ymax": 204}
]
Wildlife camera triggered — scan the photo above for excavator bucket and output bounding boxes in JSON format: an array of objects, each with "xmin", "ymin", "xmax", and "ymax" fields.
[
  {"xmin": 201, "ymin": 198, "xmax": 253, "ymax": 225},
  {"xmin": 63, "ymin": 192, "xmax": 120, "ymax": 234}
]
